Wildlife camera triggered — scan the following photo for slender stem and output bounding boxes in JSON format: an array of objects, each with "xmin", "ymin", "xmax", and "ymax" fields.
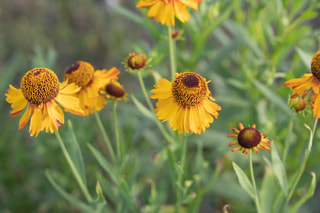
[
  {"xmin": 175, "ymin": 134, "xmax": 188, "ymax": 213},
  {"xmin": 286, "ymin": 118, "xmax": 318, "ymax": 204},
  {"xmin": 55, "ymin": 131, "xmax": 93, "ymax": 202},
  {"xmin": 94, "ymin": 110, "xmax": 117, "ymax": 163},
  {"xmin": 137, "ymin": 71, "xmax": 176, "ymax": 144},
  {"xmin": 168, "ymin": 25, "xmax": 176, "ymax": 80},
  {"xmin": 113, "ymin": 101, "xmax": 121, "ymax": 161},
  {"xmin": 138, "ymin": 72, "xmax": 154, "ymax": 111},
  {"xmin": 249, "ymin": 150, "xmax": 262, "ymax": 213},
  {"xmin": 283, "ymin": 113, "xmax": 295, "ymax": 162}
]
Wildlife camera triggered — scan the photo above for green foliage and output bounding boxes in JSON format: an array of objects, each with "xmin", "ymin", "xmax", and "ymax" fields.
[{"xmin": 2, "ymin": 0, "xmax": 320, "ymax": 212}]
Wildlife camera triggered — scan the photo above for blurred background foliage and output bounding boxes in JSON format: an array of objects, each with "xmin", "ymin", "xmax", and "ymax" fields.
[{"xmin": 1, "ymin": 0, "xmax": 320, "ymax": 212}]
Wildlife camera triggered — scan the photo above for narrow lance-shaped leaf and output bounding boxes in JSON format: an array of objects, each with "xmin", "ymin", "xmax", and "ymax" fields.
[
  {"xmin": 65, "ymin": 120, "xmax": 87, "ymax": 186},
  {"xmin": 271, "ymin": 144, "xmax": 288, "ymax": 196},
  {"xmin": 289, "ymin": 172, "xmax": 316, "ymax": 213},
  {"xmin": 46, "ymin": 170, "xmax": 94, "ymax": 213},
  {"xmin": 232, "ymin": 161, "xmax": 254, "ymax": 198}
]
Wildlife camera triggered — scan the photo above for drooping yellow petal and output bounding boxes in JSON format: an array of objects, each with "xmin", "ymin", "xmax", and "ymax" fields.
[
  {"xmin": 18, "ymin": 103, "xmax": 32, "ymax": 130},
  {"xmin": 55, "ymin": 93, "xmax": 85, "ymax": 116},
  {"xmin": 46, "ymin": 101, "xmax": 64, "ymax": 131},
  {"xmin": 312, "ymin": 93, "xmax": 320, "ymax": 118},
  {"xmin": 137, "ymin": 0, "xmax": 201, "ymax": 26},
  {"xmin": 155, "ymin": 97, "xmax": 177, "ymax": 122},
  {"xmin": 136, "ymin": 0, "xmax": 159, "ymax": 8},
  {"xmin": 5, "ymin": 85, "xmax": 28, "ymax": 117},
  {"xmin": 29, "ymin": 105, "xmax": 44, "ymax": 137},
  {"xmin": 174, "ymin": 2, "xmax": 190, "ymax": 23}
]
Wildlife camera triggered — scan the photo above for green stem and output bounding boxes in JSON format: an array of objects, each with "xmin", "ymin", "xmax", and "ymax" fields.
[
  {"xmin": 137, "ymin": 71, "xmax": 176, "ymax": 144},
  {"xmin": 94, "ymin": 110, "xmax": 117, "ymax": 163},
  {"xmin": 283, "ymin": 113, "xmax": 295, "ymax": 162},
  {"xmin": 175, "ymin": 134, "xmax": 188, "ymax": 213},
  {"xmin": 138, "ymin": 72, "xmax": 154, "ymax": 112},
  {"xmin": 286, "ymin": 118, "xmax": 318, "ymax": 204},
  {"xmin": 55, "ymin": 131, "xmax": 93, "ymax": 202},
  {"xmin": 249, "ymin": 150, "xmax": 262, "ymax": 213},
  {"xmin": 113, "ymin": 101, "xmax": 121, "ymax": 161},
  {"xmin": 168, "ymin": 25, "xmax": 176, "ymax": 80}
]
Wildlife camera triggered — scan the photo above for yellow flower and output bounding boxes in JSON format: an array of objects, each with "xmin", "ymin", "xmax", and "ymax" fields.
[
  {"xmin": 228, "ymin": 122, "xmax": 271, "ymax": 155},
  {"xmin": 64, "ymin": 61, "xmax": 120, "ymax": 115},
  {"xmin": 103, "ymin": 80, "xmax": 129, "ymax": 101},
  {"xmin": 150, "ymin": 72, "xmax": 221, "ymax": 134},
  {"xmin": 137, "ymin": 0, "xmax": 202, "ymax": 26},
  {"xmin": 285, "ymin": 51, "xmax": 320, "ymax": 118},
  {"xmin": 124, "ymin": 52, "xmax": 148, "ymax": 71},
  {"xmin": 5, "ymin": 68, "xmax": 84, "ymax": 137}
]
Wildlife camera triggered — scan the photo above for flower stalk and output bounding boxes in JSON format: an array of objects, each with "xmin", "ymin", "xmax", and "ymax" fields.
[
  {"xmin": 137, "ymin": 71, "xmax": 176, "ymax": 144},
  {"xmin": 168, "ymin": 25, "xmax": 177, "ymax": 80},
  {"xmin": 55, "ymin": 131, "xmax": 93, "ymax": 202},
  {"xmin": 113, "ymin": 100, "xmax": 122, "ymax": 161},
  {"xmin": 286, "ymin": 118, "xmax": 318, "ymax": 204},
  {"xmin": 94, "ymin": 110, "xmax": 117, "ymax": 163},
  {"xmin": 249, "ymin": 150, "xmax": 262, "ymax": 213}
]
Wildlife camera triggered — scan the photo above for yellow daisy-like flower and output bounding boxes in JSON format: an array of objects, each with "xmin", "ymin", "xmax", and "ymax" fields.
[
  {"xmin": 150, "ymin": 72, "xmax": 221, "ymax": 134},
  {"xmin": 136, "ymin": 0, "xmax": 202, "ymax": 26},
  {"xmin": 285, "ymin": 51, "xmax": 320, "ymax": 118},
  {"xmin": 64, "ymin": 61, "xmax": 120, "ymax": 115},
  {"xmin": 5, "ymin": 68, "xmax": 85, "ymax": 137},
  {"xmin": 228, "ymin": 122, "xmax": 271, "ymax": 155},
  {"xmin": 124, "ymin": 52, "xmax": 148, "ymax": 71},
  {"xmin": 103, "ymin": 80, "xmax": 129, "ymax": 101}
]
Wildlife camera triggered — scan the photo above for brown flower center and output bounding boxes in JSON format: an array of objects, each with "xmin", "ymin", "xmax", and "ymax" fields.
[
  {"xmin": 20, "ymin": 68, "xmax": 59, "ymax": 104},
  {"xmin": 64, "ymin": 61, "xmax": 94, "ymax": 88},
  {"xmin": 106, "ymin": 81, "xmax": 125, "ymax": 98},
  {"xmin": 311, "ymin": 51, "xmax": 320, "ymax": 80},
  {"xmin": 172, "ymin": 72, "xmax": 208, "ymax": 107},
  {"xmin": 237, "ymin": 127, "xmax": 261, "ymax": 148}
]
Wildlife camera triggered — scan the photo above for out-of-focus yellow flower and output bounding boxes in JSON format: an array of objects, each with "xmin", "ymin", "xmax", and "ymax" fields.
[
  {"xmin": 137, "ymin": 0, "xmax": 202, "ymax": 26},
  {"xmin": 5, "ymin": 68, "xmax": 84, "ymax": 137},
  {"xmin": 64, "ymin": 61, "xmax": 120, "ymax": 115},
  {"xmin": 150, "ymin": 72, "xmax": 221, "ymax": 134}
]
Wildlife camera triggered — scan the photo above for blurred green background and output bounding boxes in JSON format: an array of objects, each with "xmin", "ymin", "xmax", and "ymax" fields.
[{"xmin": 1, "ymin": 0, "xmax": 320, "ymax": 212}]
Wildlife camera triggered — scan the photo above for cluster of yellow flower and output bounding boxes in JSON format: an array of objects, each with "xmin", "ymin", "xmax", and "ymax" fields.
[
  {"xmin": 10, "ymin": 0, "xmax": 320, "ymax": 155},
  {"xmin": 5, "ymin": 61, "xmax": 126, "ymax": 137}
]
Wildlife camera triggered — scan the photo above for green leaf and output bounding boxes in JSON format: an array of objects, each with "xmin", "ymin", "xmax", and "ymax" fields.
[
  {"xmin": 232, "ymin": 162, "xmax": 254, "ymax": 198},
  {"xmin": 131, "ymin": 95, "xmax": 154, "ymax": 120},
  {"xmin": 118, "ymin": 178, "xmax": 137, "ymax": 212},
  {"xmin": 260, "ymin": 168, "xmax": 275, "ymax": 213},
  {"xmin": 65, "ymin": 120, "xmax": 87, "ymax": 186},
  {"xmin": 46, "ymin": 170, "xmax": 94, "ymax": 213},
  {"xmin": 251, "ymin": 79, "xmax": 291, "ymax": 116},
  {"xmin": 109, "ymin": 2, "xmax": 145, "ymax": 25},
  {"xmin": 87, "ymin": 143, "xmax": 118, "ymax": 183},
  {"xmin": 295, "ymin": 47, "xmax": 313, "ymax": 69},
  {"xmin": 97, "ymin": 174, "xmax": 117, "ymax": 204},
  {"xmin": 289, "ymin": 172, "xmax": 316, "ymax": 213},
  {"xmin": 224, "ymin": 20, "xmax": 263, "ymax": 59},
  {"xmin": 166, "ymin": 146, "xmax": 178, "ymax": 182},
  {"xmin": 89, "ymin": 181, "xmax": 107, "ymax": 213},
  {"xmin": 271, "ymin": 145, "xmax": 288, "ymax": 196}
]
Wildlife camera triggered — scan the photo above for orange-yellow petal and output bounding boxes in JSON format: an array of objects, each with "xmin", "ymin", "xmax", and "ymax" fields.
[
  {"xmin": 174, "ymin": 2, "xmax": 190, "ymax": 24},
  {"xmin": 18, "ymin": 104, "xmax": 32, "ymax": 130},
  {"xmin": 5, "ymin": 85, "xmax": 28, "ymax": 117}
]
